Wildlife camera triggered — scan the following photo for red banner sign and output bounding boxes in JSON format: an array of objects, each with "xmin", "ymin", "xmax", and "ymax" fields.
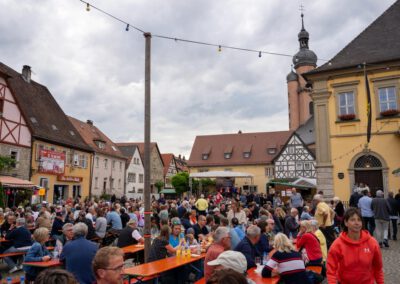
[
  {"xmin": 57, "ymin": 175, "xmax": 83, "ymax": 183},
  {"xmin": 39, "ymin": 149, "xmax": 65, "ymax": 175}
]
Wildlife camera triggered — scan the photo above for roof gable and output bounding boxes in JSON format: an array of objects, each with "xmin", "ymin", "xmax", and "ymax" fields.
[
  {"xmin": 308, "ymin": 1, "xmax": 400, "ymax": 74},
  {"xmin": 0, "ymin": 62, "xmax": 91, "ymax": 151},
  {"xmin": 68, "ymin": 117, "xmax": 126, "ymax": 159},
  {"xmin": 116, "ymin": 142, "xmax": 164, "ymax": 167},
  {"xmin": 188, "ymin": 131, "xmax": 292, "ymax": 167},
  {"xmin": 161, "ymin": 153, "xmax": 176, "ymax": 176}
]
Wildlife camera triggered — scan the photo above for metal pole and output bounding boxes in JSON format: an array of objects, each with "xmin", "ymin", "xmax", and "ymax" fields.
[{"xmin": 143, "ymin": 32, "xmax": 152, "ymax": 262}]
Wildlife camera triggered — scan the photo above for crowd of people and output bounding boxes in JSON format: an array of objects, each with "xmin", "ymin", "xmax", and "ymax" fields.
[{"xmin": 0, "ymin": 186, "xmax": 397, "ymax": 284}]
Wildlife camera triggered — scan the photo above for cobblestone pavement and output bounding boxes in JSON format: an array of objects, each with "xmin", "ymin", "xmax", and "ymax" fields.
[{"xmin": 381, "ymin": 238, "xmax": 400, "ymax": 284}]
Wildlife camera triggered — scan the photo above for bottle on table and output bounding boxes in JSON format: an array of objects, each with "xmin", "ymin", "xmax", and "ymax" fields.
[{"xmin": 185, "ymin": 244, "xmax": 191, "ymax": 257}]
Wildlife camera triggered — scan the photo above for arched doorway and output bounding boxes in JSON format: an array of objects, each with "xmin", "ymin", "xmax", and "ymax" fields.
[{"xmin": 349, "ymin": 152, "xmax": 388, "ymax": 196}]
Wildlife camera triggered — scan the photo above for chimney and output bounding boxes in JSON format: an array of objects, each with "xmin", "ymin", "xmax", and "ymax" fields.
[
  {"xmin": 179, "ymin": 154, "xmax": 181, "ymax": 159},
  {"xmin": 86, "ymin": 120, "xmax": 93, "ymax": 125},
  {"xmin": 22, "ymin": 65, "xmax": 31, "ymax": 83},
  {"xmin": 238, "ymin": 130, "xmax": 242, "ymax": 134},
  {"xmin": 183, "ymin": 156, "xmax": 186, "ymax": 161}
]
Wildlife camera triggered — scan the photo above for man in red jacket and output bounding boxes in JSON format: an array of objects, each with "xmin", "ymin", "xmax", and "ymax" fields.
[{"xmin": 327, "ymin": 208, "xmax": 384, "ymax": 284}]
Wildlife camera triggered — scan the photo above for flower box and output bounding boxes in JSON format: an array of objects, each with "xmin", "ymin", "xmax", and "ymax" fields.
[
  {"xmin": 380, "ymin": 109, "xmax": 399, "ymax": 117},
  {"xmin": 338, "ymin": 113, "xmax": 356, "ymax": 121}
]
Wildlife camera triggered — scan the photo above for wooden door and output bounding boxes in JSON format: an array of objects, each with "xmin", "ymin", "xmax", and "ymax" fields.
[{"xmin": 355, "ymin": 170, "xmax": 383, "ymax": 196}]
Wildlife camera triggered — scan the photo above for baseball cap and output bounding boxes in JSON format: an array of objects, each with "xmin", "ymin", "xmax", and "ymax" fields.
[
  {"xmin": 207, "ymin": 251, "xmax": 247, "ymax": 274},
  {"xmin": 213, "ymin": 207, "xmax": 220, "ymax": 212}
]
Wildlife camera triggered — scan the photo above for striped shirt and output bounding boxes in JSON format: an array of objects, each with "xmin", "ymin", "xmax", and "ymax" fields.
[{"xmin": 262, "ymin": 250, "xmax": 309, "ymax": 284}]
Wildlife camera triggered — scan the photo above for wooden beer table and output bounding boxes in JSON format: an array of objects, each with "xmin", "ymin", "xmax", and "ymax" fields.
[
  {"xmin": 123, "ymin": 253, "xmax": 205, "ymax": 283},
  {"xmin": 23, "ymin": 259, "xmax": 63, "ymax": 268},
  {"xmin": 121, "ymin": 244, "xmax": 144, "ymax": 254}
]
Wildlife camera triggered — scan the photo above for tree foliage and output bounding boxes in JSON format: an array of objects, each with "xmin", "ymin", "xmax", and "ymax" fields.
[
  {"xmin": 171, "ymin": 172, "xmax": 190, "ymax": 194},
  {"xmin": 154, "ymin": 180, "xmax": 165, "ymax": 193},
  {"xmin": 0, "ymin": 155, "xmax": 16, "ymax": 171}
]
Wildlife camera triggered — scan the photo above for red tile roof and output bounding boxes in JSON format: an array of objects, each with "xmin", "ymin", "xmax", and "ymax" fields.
[
  {"xmin": 161, "ymin": 153, "xmax": 175, "ymax": 176},
  {"xmin": 188, "ymin": 131, "xmax": 293, "ymax": 167},
  {"xmin": 68, "ymin": 116, "xmax": 126, "ymax": 159},
  {"xmin": 115, "ymin": 142, "xmax": 164, "ymax": 168}
]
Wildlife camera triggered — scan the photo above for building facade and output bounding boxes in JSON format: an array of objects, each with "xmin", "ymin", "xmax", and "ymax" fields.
[
  {"xmin": 0, "ymin": 63, "xmax": 93, "ymax": 203},
  {"xmin": 116, "ymin": 142, "xmax": 164, "ymax": 194},
  {"xmin": 305, "ymin": 1, "xmax": 400, "ymax": 200},
  {"xmin": 69, "ymin": 117, "xmax": 127, "ymax": 198},
  {"xmin": 0, "ymin": 72, "xmax": 31, "ymax": 180},
  {"xmin": 161, "ymin": 154, "xmax": 178, "ymax": 188},
  {"xmin": 117, "ymin": 144, "xmax": 145, "ymax": 200},
  {"xmin": 188, "ymin": 131, "xmax": 292, "ymax": 193}
]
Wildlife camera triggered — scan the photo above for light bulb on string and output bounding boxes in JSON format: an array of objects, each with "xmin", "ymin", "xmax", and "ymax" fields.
[
  {"xmin": 126, "ymin": 24, "xmax": 129, "ymax": 31},
  {"xmin": 218, "ymin": 45, "xmax": 221, "ymax": 52},
  {"xmin": 258, "ymin": 51, "xmax": 262, "ymax": 58},
  {"xmin": 86, "ymin": 3, "xmax": 90, "ymax": 12}
]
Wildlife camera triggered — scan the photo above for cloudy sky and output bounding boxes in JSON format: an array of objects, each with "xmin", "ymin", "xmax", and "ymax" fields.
[{"xmin": 0, "ymin": 0, "xmax": 396, "ymax": 157}]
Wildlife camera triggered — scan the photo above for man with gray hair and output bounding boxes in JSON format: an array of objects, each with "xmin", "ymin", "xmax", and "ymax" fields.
[
  {"xmin": 3, "ymin": 217, "xmax": 32, "ymax": 273},
  {"xmin": 234, "ymin": 225, "xmax": 261, "ymax": 269},
  {"xmin": 372, "ymin": 190, "xmax": 391, "ymax": 248},
  {"xmin": 60, "ymin": 223, "xmax": 98, "ymax": 284},
  {"xmin": 204, "ymin": 226, "xmax": 231, "ymax": 280}
]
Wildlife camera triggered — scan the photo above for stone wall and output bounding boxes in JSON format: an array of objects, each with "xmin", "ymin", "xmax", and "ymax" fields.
[{"xmin": 0, "ymin": 144, "xmax": 31, "ymax": 180}]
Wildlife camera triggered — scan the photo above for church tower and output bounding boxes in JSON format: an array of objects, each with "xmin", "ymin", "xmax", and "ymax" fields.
[{"xmin": 287, "ymin": 13, "xmax": 317, "ymax": 131}]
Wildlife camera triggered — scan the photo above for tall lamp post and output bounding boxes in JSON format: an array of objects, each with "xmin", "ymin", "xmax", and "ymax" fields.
[{"xmin": 143, "ymin": 32, "xmax": 152, "ymax": 262}]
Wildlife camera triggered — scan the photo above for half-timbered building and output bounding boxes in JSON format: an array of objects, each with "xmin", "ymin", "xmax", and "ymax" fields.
[
  {"xmin": 273, "ymin": 133, "xmax": 316, "ymax": 179},
  {"xmin": 0, "ymin": 66, "xmax": 32, "ymax": 180}
]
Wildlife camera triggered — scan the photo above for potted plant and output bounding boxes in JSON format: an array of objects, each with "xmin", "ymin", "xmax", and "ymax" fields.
[
  {"xmin": 380, "ymin": 109, "xmax": 399, "ymax": 117},
  {"xmin": 338, "ymin": 113, "xmax": 356, "ymax": 121}
]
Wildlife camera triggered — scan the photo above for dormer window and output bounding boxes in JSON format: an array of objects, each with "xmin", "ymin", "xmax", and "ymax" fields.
[
  {"xmin": 51, "ymin": 124, "xmax": 58, "ymax": 131},
  {"xmin": 202, "ymin": 146, "xmax": 211, "ymax": 160},
  {"xmin": 224, "ymin": 153, "xmax": 231, "ymax": 159},
  {"xmin": 224, "ymin": 145, "xmax": 233, "ymax": 160},
  {"xmin": 94, "ymin": 139, "xmax": 106, "ymax": 149},
  {"xmin": 243, "ymin": 152, "xmax": 251, "ymax": 158},
  {"xmin": 267, "ymin": 148, "xmax": 277, "ymax": 155},
  {"xmin": 202, "ymin": 154, "xmax": 209, "ymax": 160}
]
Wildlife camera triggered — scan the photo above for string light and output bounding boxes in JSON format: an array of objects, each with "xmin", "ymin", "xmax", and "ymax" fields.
[
  {"xmin": 125, "ymin": 24, "xmax": 129, "ymax": 31},
  {"xmin": 86, "ymin": 3, "xmax": 90, "ymax": 12},
  {"xmin": 78, "ymin": 0, "xmax": 330, "ymax": 61}
]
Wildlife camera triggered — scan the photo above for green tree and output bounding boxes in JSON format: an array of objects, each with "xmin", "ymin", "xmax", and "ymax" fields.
[
  {"xmin": 0, "ymin": 155, "xmax": 16, "ymax": 171},
  {"xmin": 155, "ymin": 180, "xmax": 165, "ymax": 193},
  {"xmin": 171, "ymin": 172, "xmax": 190, "ymax": 194}
]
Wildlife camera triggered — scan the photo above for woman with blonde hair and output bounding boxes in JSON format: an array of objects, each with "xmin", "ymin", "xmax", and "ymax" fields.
[
  {"xmin": 296, "ymin": 220, "xmax": 323, "ymax": 266},
  {"xmin": 274, "ymin": 207, "xmax": 286, "ymax": 232},
  {"xmin": 262, "ymin": 233, "xmax": 309, "ymax": 284},
  {"xmin": 227, "ymin": 201, "xmax": 247, "ymax": 226},
  {"xmin": 23, "ymin": 227, "xmax": 52, "ymax": 282}
]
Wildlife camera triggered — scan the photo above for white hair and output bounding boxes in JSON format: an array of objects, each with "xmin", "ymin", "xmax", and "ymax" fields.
[
  {"xmin": 214, "ymin": 227, "xmax": 230, "ymax": 243},
  {"xmin": 73, "ymin": 222, "xmax": 88, "ymax": 238},
  {"xmin": 313, "ymin": 194, "xmax": 323, "ymax": 202},
  {"xmin": 246, "ymin": 225, "xmax": 261, "ymax": 238}
]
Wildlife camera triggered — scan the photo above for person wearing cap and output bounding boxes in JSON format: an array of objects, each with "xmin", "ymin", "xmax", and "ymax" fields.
[
  {"xmin": 234, "ymin": 225, "xmax": 261, "ymax": 269},
  {"xmin": 51, "ymin": 212, "xmax": 65, "ymax": 237},
  {"xmin": 4, "ymin": 218, "xmax": 33, "ymax": 273},
  {"xmin": 212, "ymin": 207, "xmax": 222, "ymax": 225},
  {"xmin": 169, "ymin": 217, "xmax": 182, "ymax": 248},
  {"xmin": 206, "ymin": 250, "xmax": 255, "ymax": 284},
  {"xmin": 117, "ymin": 219, "xmax": 143, "ymax": 248},
  {"xmin": 204, "ymin": 227, "xmax": 231, "ymax": 280}
]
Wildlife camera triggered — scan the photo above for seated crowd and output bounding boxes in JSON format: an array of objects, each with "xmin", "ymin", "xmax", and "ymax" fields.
[{"xmin": 0, "ymin": 187, "xmax": 388, "ymax": 284}]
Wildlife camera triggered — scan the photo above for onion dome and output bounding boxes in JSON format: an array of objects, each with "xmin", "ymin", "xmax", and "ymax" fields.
[{"xmin": 286, "ymin": 70, "xmax": 298, "ymax": 82}]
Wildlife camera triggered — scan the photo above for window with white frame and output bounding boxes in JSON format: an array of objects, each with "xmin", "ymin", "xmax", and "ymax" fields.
[
  {"xmin": 9, "ymin": 150, "xmax": 19, "ymax": 168},
  {"xmin": 338, "ymin": 92, "xmax": 355, "ymax": 115},
  {"xmin": 79, "ymin": 154, "xmax": 88, "ymax": 168},
  {"xmin": 139, "ymin": 174, "xmax": 144, "ymax": 183},
  {"xmin": 378, "ymin": 86, "xmax": 397, "ymax": 112},
  {"xmin": 265, "ymin": 167, "xmax": 274, "ymax": 177},
  {"xmin": 104, "ymin": 159, "xmax": 108, "ymax": 169}
]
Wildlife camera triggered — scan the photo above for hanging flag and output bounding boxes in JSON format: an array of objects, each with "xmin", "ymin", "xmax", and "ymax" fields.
[{"xmin": 364, "ymin": 64, "xmax": 372, "ymax": 143}]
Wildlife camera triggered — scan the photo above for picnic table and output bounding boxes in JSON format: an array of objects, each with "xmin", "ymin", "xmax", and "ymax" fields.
[
  {"xmin": 23, "ymin": 259, "xmax": 63, "ymax": 268},
  {"xmin": 123, "ymin": 253, "xmax": 205, "ymax": 283},
  {"xmin": 121, "ymin": 244, "xmax": 144, "ymax": 254}
]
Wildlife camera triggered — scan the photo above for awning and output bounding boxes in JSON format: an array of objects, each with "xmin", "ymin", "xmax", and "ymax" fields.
[
  {"xmin": 160, "ymin": 188, "xmax": 176, "ymax": 194},
  {"xmin": 268, "ymin": 177, "xmax": 317, "ymax": 189},
  {"xmin": 190, "ymin": 171, "xmax": 254, "ymax": 179},
  {"xmin": 0, "ymin": 176, "xmax": 35, "ymax": 188}
]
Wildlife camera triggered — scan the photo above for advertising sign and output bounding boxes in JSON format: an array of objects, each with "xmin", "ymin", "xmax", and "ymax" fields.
[
  {"xmin": 39, "ymin": 149, "xmax": 65, "ymax": 175},
  {"xmin": 57, "ymin": 176, "xmax": 82, "ymax": 183}
]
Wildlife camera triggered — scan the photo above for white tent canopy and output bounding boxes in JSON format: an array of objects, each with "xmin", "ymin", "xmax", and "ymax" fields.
[{"xmin": 189, "ymin": 171, "xmax": 254, "ymax": 179}]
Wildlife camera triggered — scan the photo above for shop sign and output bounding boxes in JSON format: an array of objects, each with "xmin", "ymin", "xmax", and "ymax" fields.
[
  {"xmin": 57, "ymin": 175, "xmax": 83, "ymax": 183},
  {"xmin": 39, "ymin": 149, "xmax": 65, "ymax": 175},
  {"xmin": 38, "ymin": 188, "xmax": 46, "ymax": 196}
]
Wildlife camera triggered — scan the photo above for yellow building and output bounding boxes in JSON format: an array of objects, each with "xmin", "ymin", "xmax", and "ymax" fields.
[
  {"xmin": 305, "ymin": 1, "xmax": 400, "ymax": 201},
  {"xmin": 188, "ymin": 131, "xmax": 292, "ymax": 193},
  {"xmin": 31, "ymin": 141, "xmax": 92, "ymax": 204},
  {"xmin": 2, "ymin": 63, "xmax": 93, "ymax": 204}
]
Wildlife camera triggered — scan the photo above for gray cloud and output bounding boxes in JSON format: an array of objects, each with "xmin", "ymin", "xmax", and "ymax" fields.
[{"xmin": 0, "ymin": 0, "xmax": 396, "ymax": 157}]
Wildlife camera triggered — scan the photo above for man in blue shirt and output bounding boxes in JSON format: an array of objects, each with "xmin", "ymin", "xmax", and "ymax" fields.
[
  {"xmin": 61, "ymin": 223, "xmax": 98, "ymax": 284},
  {"xmin": 106, "ymin": 206, "xmax": 122, "ymax": 232},
  {"xmin": 234, "ymin": 225, "xmax": 261, "ymax": 269},
  {"xmin": 358, "ymin": 189, "xmax": 375, "ymax": 236}
]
